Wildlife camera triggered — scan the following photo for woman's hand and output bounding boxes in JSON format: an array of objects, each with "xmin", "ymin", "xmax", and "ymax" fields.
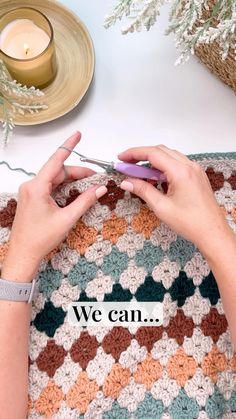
[
  {"xmin": 119, "ymin": 145, "xmax": 231, "ymax": 254},
  {"xmin": 119, "ymin": 145, "xmax": 236, "ymax": 348},
  {"xmin": 1, "ymin": 132, "xmax": 107, "ymax": 282}
]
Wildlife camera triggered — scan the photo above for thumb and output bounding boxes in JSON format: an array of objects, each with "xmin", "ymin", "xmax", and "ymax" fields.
[
  {"xmin": 120, "ymin": 178, "xmax": 167, "ymax": 214},
  {"xmin": 61, "ymin": 184, "xmax": 107, "ymax": 226}
]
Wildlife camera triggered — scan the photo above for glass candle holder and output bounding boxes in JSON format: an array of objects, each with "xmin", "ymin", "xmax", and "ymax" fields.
[{"xmin": 0, "ymin": 7, "xmax": 57, "ymax": 88}]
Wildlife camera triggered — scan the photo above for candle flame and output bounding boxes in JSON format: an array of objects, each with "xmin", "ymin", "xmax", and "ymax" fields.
[{"xmin": 23, "ymin": 43, "xmax": 29, "ymax": 55}]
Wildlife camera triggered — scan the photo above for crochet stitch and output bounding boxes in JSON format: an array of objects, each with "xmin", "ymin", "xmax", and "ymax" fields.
[{"xmin": 0, "ymin": 153, "xmax": 236, "ymax": 418}]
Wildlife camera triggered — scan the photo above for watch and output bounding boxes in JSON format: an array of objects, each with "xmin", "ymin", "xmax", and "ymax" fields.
[{"xmin": 0, "ymin": 277, "xmax": 39, "ymax": 303}]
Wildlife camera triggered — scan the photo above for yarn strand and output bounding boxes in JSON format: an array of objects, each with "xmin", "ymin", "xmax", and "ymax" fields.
[{"xmin": 0, "ymin": 160, "xmax": 36, "ymax": 177}]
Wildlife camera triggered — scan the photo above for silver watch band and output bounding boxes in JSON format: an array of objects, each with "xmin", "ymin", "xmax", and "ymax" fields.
[{"xmin": 0, "ymin": 277, "xmax": 39, "ymax": 303}]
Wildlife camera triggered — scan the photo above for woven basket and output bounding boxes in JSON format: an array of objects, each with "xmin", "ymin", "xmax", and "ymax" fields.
[{"xmin": 194, "ymin": 2, "xmax": 236, "ymax": 91}]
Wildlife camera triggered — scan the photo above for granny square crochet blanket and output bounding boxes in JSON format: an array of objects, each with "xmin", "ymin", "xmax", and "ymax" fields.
[{"xmin": 0, "ymin": 153, "xmax": 236, "ymax": 419}]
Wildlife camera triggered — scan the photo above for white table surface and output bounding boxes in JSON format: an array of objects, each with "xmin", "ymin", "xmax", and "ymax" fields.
[{"xmin": 1, "ymin": 0, "xmax": 236, "ymax": 193}]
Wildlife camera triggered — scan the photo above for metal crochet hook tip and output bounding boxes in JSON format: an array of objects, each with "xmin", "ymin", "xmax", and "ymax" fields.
[{"xmin": 58, "ymin": 146, "xmax": 115, "ymax": 172}]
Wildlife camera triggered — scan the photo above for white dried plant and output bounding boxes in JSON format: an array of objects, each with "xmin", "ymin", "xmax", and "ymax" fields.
[
  {"xmin": 0, "ymin": 60, "xmax": 47, "ymax": 148},
  {"xmin": 104, "ymin": 0, "xmax": 236, "ymax": 64}
]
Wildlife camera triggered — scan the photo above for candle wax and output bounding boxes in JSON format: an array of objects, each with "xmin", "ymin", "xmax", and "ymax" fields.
[{"xmin": 0, "ymin": 19, "xmax": 50, "ymax": 59}]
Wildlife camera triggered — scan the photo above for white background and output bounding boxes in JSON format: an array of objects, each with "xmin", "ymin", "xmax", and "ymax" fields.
[{"xmin": 0, "ymin": 0, "xmax": 236, "ymax": 193}]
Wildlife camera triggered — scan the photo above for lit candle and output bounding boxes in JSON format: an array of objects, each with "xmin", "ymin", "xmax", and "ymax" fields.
[
  {"xmin": 0, "ymin": 19, "xmax": 50, "ymax": 59},
  {"xmin": 0, "ymin": 8, "xmax": 57, "ymax": 87}
]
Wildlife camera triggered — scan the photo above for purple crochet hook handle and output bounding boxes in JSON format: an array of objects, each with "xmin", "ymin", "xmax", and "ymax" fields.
[{"xmin": 114, "ymin": 162, "xmax": 166, "ymax": 181}]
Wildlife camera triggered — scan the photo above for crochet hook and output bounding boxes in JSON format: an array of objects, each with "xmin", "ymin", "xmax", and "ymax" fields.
[{"xmin": 59, "ymin": 146, "xmax": 166, "ymax": 181}]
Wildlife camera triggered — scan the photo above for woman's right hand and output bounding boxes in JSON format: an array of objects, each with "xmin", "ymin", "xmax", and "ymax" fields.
[{"xmin": 119, "ymin": 145, "xmax": 232, "ymax": 255}]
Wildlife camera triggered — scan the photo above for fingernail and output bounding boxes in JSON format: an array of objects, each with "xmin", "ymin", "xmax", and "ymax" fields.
[
  {"xmin": 95, "ymin": 185, "xmax": 108, "ymax": 199},
  {"xmin": 117, "ymin": 152, "xmax": 125, "ymax": 158},
  {"xmin": 60, "ymin": 131, "xmax": 80, "ymax": 146},
  {"xmin": 120, "ymin": 180, "xmax": 134, "ymax": 192}
]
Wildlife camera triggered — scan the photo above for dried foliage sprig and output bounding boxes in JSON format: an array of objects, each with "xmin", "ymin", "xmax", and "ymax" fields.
[
  {"xmin": 104, "ymin": 0, "xmax": 236, "ymax": 64},
  {"xmin": 0, "ymin": 60, "xmax": 47, "ymax": 148}
]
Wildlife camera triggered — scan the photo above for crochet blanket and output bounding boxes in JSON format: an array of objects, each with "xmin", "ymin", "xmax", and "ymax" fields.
[{"xmin": 0, "ymin": 153, "xmax": 236, "ymax": 419}]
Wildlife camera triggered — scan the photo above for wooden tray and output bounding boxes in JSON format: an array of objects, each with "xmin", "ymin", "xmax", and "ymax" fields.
[{"xmin": 0, "ymin": 0, "xmax": 95, "ymax": 125}]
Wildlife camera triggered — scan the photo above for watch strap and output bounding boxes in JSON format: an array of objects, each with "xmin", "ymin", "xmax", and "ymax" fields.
[{"xmin": 0, "ymin": 277, "xmax": 39, "ymax": 303}]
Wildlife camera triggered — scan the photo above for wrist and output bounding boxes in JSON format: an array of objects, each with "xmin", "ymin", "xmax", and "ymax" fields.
[
  {"xmin": 198, "ymin": 223, "xmax": 236, "ymax": 267},
  {"xmin": 1, "ymin": 264, "xmax": 39, "ymax": 283},
  {"xmin": 1, "ymin": 250, "xmax": 40, "ymax": 283}
]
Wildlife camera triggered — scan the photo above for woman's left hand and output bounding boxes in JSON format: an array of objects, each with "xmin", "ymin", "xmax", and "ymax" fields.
[{"xmin": 1, "ymin": 132, "xmax": 107, "ymax": 281}]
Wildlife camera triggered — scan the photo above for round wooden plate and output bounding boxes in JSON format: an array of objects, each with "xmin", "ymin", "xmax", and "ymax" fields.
[{"xmin": 0, "ymin": 0, "xmax": 95, "ymax": 125}]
